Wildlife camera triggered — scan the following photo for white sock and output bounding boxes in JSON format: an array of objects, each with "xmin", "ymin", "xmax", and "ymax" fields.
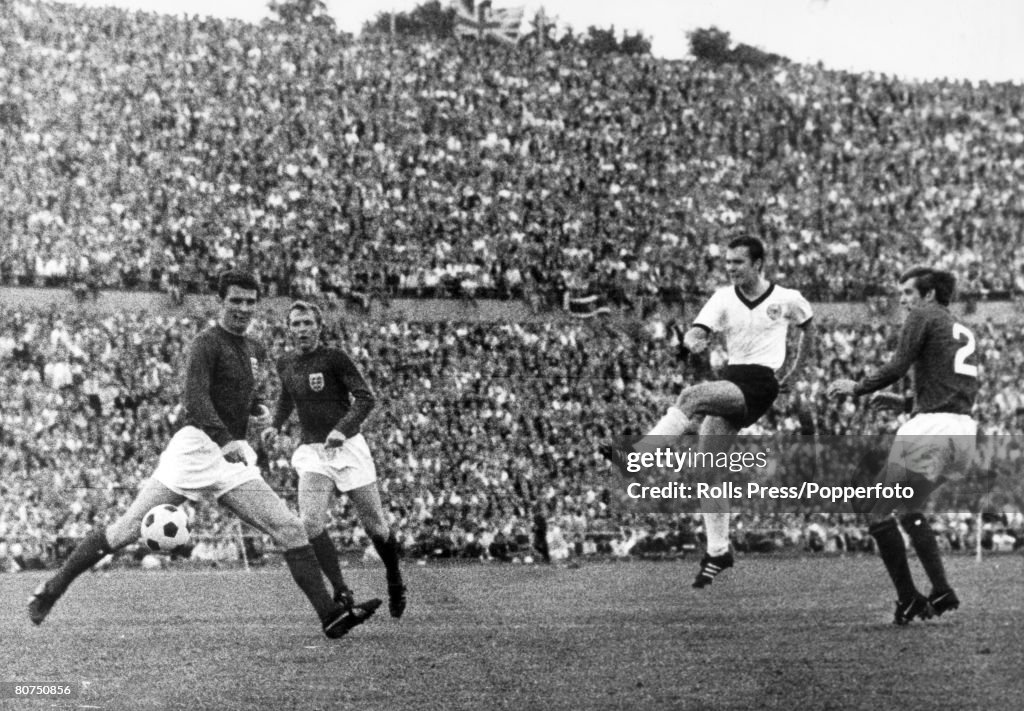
[
  {"xmin": 702, "ymin": 512, "xmax": 731, "ymax": 557},
  {"xmin": 634, "ymin": 406, "xmax": 689, "ymax": 453}
]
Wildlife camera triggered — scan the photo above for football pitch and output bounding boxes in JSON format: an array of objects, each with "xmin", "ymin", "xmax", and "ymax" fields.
[{"xmin": 2, "ymin": 555, "xmax": 1022, "ymax": 711}]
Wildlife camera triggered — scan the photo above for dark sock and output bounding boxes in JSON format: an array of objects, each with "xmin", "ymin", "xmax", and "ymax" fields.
[
  {"xmin": 371, "ymin": 531, "xmax": 402, "ymax": 586},
  {"xmin": 901, "ymin": 512, "xmax": 950, "ymax": 593},
  {"xmin": 869, "ymin": 518, "xmax": 917, "ymax": 601},
  {"xmin": 51, "ymin": 528, "xmax": 112, "ymax": 593},
  {"xmin": 284, "ymin": 545, "xmax": 336, "ymax": 622},
  {"xmin": 309, "ymin": 530, "xmax": 347, "ymax": 594}
]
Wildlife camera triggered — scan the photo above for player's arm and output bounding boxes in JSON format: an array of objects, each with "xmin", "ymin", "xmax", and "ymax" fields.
[
  {"xmin": 828, "ymin": 311, "xmax": 926, "ymax": 398},
  {"xmin": 327, "ymin": 351, "xmax": 376, "ymax": 445},
  {"xmin": 184, "ymin": 334, "xmax": 232, "ymax": 447},
  {"xmin": 249, "ymin": 343, "xmax": 272, "ymax": 425},
  {"xmin": 262, "ymin": 360, "xmax": 295, "ymax": 447},
  {"xmin": 853, "ymin": 312, "xmax": 926, "ymax": 396},
  {"xmin": 778, "ymin": 318, "xmax": 815, "ymax": 391},
  {"xmin": 684, "ymin": 290, "xmax": 723, "ymax": 354}
]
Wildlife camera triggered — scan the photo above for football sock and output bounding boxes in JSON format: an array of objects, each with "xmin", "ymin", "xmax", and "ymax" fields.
[
  {"xmin": 702, "ymin": 512, "xmax": 731, "ymax": 558},
  {"xmin": 635, "ymin": 406, "xmax": 690, "ymax": 453},
  {"xmin": 869, "ymin": 518, "xmax": 917, "ymax": 601},
  {"xmin": 371, "ymin": 531, "xmax": 403, "ymax": 585},
  {"xmin": 284, "ymin": 545, "xmax": 336, "ymax": 621},
  {"xmin": 309, "ymin": 530, "xmax": 348, "ymax": 594},
  {"xmin": 51, "ymin": 528, "xmax": 112, "ymax": 593},
  {"xmin": 900, "ymin": 512, "xmax": 950, "ymax": 593}
]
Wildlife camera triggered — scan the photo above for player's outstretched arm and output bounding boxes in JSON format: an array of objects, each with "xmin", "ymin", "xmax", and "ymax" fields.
[
  {"xmin": 778, "ymin": 320, "xmax": 816, "ymax": 391},
  {"xmin": 866, "ymin": 392, "xmax": 910, "ymax": 412}
]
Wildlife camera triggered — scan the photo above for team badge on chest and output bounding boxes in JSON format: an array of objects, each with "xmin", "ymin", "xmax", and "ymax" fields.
[
  {"xmin": 309, "ymin": 372, "xmax": 325, "ymax": 392},
  {"xmin": 765, "ymin": 304, "xmax": 783, "ymax": 321}
]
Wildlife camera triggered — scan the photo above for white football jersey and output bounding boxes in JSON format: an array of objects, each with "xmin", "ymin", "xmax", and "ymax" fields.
[{"xmin": 694, "ymin": 283, "xmax": 813, "ymax": 370}]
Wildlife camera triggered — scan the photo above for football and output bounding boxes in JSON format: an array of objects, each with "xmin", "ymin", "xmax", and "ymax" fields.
[{"xmin": 140, "ymin": 504, "xmax": 191, "ymax": 552}]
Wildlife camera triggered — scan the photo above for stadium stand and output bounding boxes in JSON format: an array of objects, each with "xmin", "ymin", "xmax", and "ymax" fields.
[{"xmin": 1, "ymin": 1, "xmax": 1022, "ymax": 568}]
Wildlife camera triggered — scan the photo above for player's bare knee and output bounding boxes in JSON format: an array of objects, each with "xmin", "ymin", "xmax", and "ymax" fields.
[
  {"xmin": 674, "ymin": 391, "xmax": 697, "ymax": 417},
  {"xmin": 364, "ymin": 517, "xmax": 389, "ymax": 541},
  {"xmin": 301, "ymin": 514, "xmax": 325, "ymax": 539},
  {"xmin": 271, "ymin": 516, "xmax": 309, "ymax": 549}
]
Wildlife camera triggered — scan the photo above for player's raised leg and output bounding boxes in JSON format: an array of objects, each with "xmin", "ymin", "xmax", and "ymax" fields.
[
  {"xmin": 348, "ymin": 482, "xmax": 406, "ymax": 618},
  {"xmin": 635, "ymin": 381, "xmax": 745, "ymax": 453},
  {"xmin": 29, "ymin": 478, "xmax": 184, "ymax": 625},
  {"xmin": 219, "ymin": 479, "xmax": 380, "ymax": 638},
  {"xmin": 298, "ymin": 470, "xmax": 354, "ymax": 609},
  {"xmin": 692, "ymin": 412, "xmax": 742, "ymax": 589}
]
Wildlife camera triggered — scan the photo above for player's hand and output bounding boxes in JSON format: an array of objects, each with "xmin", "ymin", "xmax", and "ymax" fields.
[
  {"xmin": 325, "ymin": 430, "xmax": 347, "ymax": 449},
  {"xmin": 250, "ymin": 404, "xmax": 272, "ymax": 428},
  {"xmin": 867, "ymin": 392, "xmax": 905, "ymax": 412},
  {"xmin": 222, "ymin": 440, "xmax": 257, "ymax": 466},
  {"xmin": 826, "ymin": 379, "xmax": 858, "ymax": 398},
  {"xmin": 682, "ymin": 328, "xmax": 708, "ymax": 354},
  {"xmin": 260, "ymin": 426, "xmax": 279, "ymax": 448}
]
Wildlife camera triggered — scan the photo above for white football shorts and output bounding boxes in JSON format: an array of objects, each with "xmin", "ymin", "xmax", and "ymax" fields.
[
  {"xmin": 152, "ymin": 426, "xmax": 263, "ymax": 501},
  {"xmin": 291, "ymin": 434, "xmax": 377, "ymax": 492},
  {"xmin": 887, "ymin": 413, "xmax": 978, "ymax": 483}
]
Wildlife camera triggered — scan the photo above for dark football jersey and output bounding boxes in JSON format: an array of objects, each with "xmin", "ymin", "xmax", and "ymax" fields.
[
  {"xmin": 273, "ymin": 346, "xmax": 375, "ymax": 443},
  {"xmin": 855, "ymin": 303, "xmax": 978, "ymax": 415},
  {"xmin": 182, "ymin": 325, "xmax": 267, "ymax": 446}
]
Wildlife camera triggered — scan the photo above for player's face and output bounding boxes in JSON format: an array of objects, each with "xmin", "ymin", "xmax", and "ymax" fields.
[
  {"xmin": 724, "ymin": 247, "xmax": 760, "ymax": 287},
  {"xmin": 219, "ymin": 286, "xmax": 258, "ymax": 335},
  {"xmin": 898, "ymin": 279, "xmax": 925, "ymax": 310},
  {"xmin": 288, "ymin": 310, "xmax": 321, "ymax": 353}
]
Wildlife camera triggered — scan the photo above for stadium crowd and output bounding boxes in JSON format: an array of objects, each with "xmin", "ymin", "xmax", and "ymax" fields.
[
  {"xmin": 2, "ymin": 302, "xmax": 1022, "ymax": 570},
  {"xmin": 2, "ymin": 0, "xmax": 1024, "ymax": 309}
]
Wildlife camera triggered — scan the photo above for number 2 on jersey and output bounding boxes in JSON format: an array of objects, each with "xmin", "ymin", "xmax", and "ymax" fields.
[{"xmin": 952, "ymin": 323, "xmax": 978, "ymax": 378}]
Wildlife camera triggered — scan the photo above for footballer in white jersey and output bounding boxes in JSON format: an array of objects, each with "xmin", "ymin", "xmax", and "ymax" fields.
[
  {"xmin": 604, "ymin": 235, "xmax": 815, "ymax": 590},
  {"xmin": 694, "ymin": 283, "xmax": 813, "ymax": 371}
]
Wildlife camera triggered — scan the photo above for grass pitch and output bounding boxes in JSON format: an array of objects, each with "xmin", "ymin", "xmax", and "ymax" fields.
[{"xmin": 2, "ymin": 554, "xmax": 1022, "ymax": 710}]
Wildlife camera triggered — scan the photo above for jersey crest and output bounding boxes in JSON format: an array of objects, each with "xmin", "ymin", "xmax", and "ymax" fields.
[
  {"xmin": 766, "ymin": 304, "xmax": 783, "ymax": 321},
  {"xmin": 308, "ymin": 372, "xmax": 325, "ymax": 392}
]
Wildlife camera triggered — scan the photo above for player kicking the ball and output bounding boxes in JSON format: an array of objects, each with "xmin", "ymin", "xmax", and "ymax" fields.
[
  {"xmin": 29, "ymin": 270, "xmax": 380, "ymax": 639},
  {"xmin": 262, "ymin": 301, "xmax": 406, "ymax": 619},
  {"xmin": 828, "ymin": 267, "xmax": 978, "ymax": 625},
  {"xmin": 604, "ymin": 236, "xmax": 814, "ymax": 588}
]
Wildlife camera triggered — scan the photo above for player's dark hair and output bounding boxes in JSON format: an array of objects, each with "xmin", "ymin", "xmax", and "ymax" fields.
[
  {"xmin": 287, "ymin": 300, "xmax": 323, "ymax": 326},
  {"xmin": 727, "ymin": 235, "xmax": 765, "ymax": 269},
  {"xmin": 217, "ymin": 269, "xmax": 261, "ymax": 300},
  {"xmin": 899, "ymin": 267, "xmax": 956, "ymax": 306}
]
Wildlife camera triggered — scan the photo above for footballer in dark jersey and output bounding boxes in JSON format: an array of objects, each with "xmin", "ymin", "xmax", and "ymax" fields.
[
  {"xmin": 30, "ymin": 271, "xmax": 378, "ymax": 638},
  {"xmin": 829, "ymin": 267, "xmax": 977, "ymax": 626},
  {"xmin": 263, "ymin": 301, "xmax": 406, "ymax": 619}
]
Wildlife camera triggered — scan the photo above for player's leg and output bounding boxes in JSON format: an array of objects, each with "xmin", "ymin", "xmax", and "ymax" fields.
[
  {"xmin": 866, "ymin": 457, "xmax": 937, "ymax": 625},
  {"xmin": 348, "ymin": 483, "xmax": 406, "ymax": 618},
  {"xmin": 298, "ymin": 470, "xmax": 353, "ymax": 608},
  {"xmin": 218, "ymin": 479, "xmax": 380, "ymax": 637},
  {"xmin": 627, "ymin": 380, "xmax": 745, "ymax": 456},
  {"xmin": 892, "ymin": 428, "xmax": 969, "ymax": 616},
  {"xmin": 692, "ymin": 415, "xmax": 740, "ymax": 589},
  {"xmin": 29, "ymin": 478, "xmax": 183, "ymax": 625}
]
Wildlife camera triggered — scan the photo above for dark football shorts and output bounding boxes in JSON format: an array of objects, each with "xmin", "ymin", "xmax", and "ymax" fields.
[{"xmin": 721, "ymin": 364, "xmax": 779, "ymax": 428}]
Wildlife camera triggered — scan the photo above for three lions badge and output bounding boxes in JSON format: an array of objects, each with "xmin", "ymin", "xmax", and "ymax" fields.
[{"xmin": 309, "ymin": 373, "xmax": 325, "ymax": 392}]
